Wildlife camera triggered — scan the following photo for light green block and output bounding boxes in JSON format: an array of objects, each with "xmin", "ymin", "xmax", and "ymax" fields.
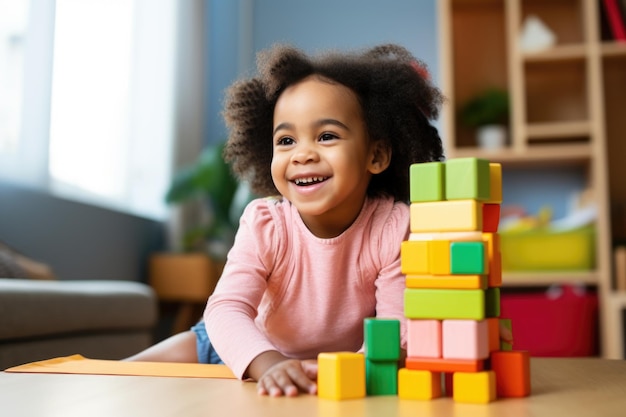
[
  {"xmin": 450, "ymin": 241, "xmax": 486, "ymax": 274},
  {"xmin": 404, "ymin": 288, "xmax": 485, "ymax": 320},
  {"xmin": 366, "ymin": 359, "xmax": 398, "ymax": 396},
  {"xmin": 486, "ymin": 287, "xmax": 500, "ymax": 318},
  {"xmin": 409, "ymin": 162, "xmax": 445, "ymax": 202},
  {"xmin": 445, "ymin": 158, "xmax": 491, "ymax": 201},
  {"xmin": 364, "ymin": 318, "xmax": 400, "ymax": 361}
]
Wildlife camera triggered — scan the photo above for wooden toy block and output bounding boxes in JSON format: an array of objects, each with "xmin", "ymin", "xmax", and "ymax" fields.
[
  {"xmin": 450, "ymin": 241, "xmax": 488, "ymax": 274},
  {"xmin": 444, "ymin": 372, "xmax": 454, "ymax": 396},
  {"xmin": 410, "ymin": 231, "xmax": 484, "ymax": 242},
  {"xmin": 429, "ymin": 240, "xmax": 450, "ymax": 274},
  {"xmin": 499, "ymin": 318, "xmax": 513, "ymax": 351},
  {"xmin": 490, "ymin": 350, "xmax": 531, "ymax": 397},
  {"xmin": 482, "ymin": 203, "xmax": 501, "ymax": 233},
  {"xmin": 366, "ymin": 359, "xmax": 398, "ymax": 396},
  {"xmin": 409, "ymin": 162, "xmax": 445, "ymax": 203},
  {"xmin": 406, "ymin": 357, "xmax": 484, "ymax": 373},
  {"xmin": 485, "ymin": 287, "xmax": 501, "ymax": 317},
  {"xmin": 397, "ymin": 368, "xmax": 442, "ymax": 400},
  {"xmin": 364, "ymin": 318, "xmax": 400, "ymax": 361},
  {"xmin": 482, "ymin": 233, "xmax": 502, "ymax": 287},
  {"xmin": 488, "ymin": 163, "xmax": 503, "ymax": 203},
  {"xmin": 486, "ymin": 318, "xmax": 501, "ymax": 352},
  {"xmin": 444, "ymin": 158, "xmax": 491, "ymax": 201},
  {"xmin": 407, "ymin": 319, "xmax": 441, "ymax": 358},
  {"xmin": 406, "ymin": 274, "xmax": 487, "ymax": 290},
  {"xmin": 410, "ymin": 200, "xmax": 482, "ymax": 233},
  {"xmin": 489, "ymin": 250, "xmax": 503, "ymax": 287},
  {"xmin": 442, "ymin": 319, "xmax": 489, "ymax": 360},
  {"xmin": 317, "ymin": 352, "xmax": 366, "ymax": 400},
  {"xmin": 404, "ymin": 288, "xmax": 485, "ymax": 320},
  {"xmin": 400, "ymin": 241, "xmax": 429, "ymax": 274},
  {"xmin": 453, "ymin": 371, "xmax": 496, "ymax": 404}
]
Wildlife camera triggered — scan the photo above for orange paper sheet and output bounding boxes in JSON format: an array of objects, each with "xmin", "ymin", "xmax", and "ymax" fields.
[{"xmin": 3, "ymin": 354, "xmax": 236, "ymax": 379}]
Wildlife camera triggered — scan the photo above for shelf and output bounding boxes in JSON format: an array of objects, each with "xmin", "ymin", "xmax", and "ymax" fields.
[
  {"xmin": 523, "ymin": 44, "xmax": 587, "ymax": 62},
  {"xmin": 601, "ymin": 42, "xmax": 626, "ymax": 57},
  {"xmin": 446, "ymin": 143, "xmax": 592, "ymax": 166},
  {"xmin": 526, "ymin": 120, "xmax": 591, "ymax": 139},
  {"xmin": 502, "ymin": 271, "xmax": 598, "ymax": 287}
]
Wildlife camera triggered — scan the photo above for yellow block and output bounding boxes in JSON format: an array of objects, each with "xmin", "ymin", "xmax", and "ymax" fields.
[
  {"xmin": 398, "ymin": 368, "xmax": 442, "ymax": 400},
  {"xmin": 488, "ymin": 163, "xmax": 502, "ymax": 203},
  {"xmin": 406, "ymin": 274, "xmax": 487, "ymax": 290},
  {"xmin": 410, "ymin": 200, "xmax": 482, "ymax": 233},
  {"xmin": 318, "ymin": 352, "xmax": 366, "ymax": 400},
  {"xmin": 453, "ymin": 371, "xmax": 497, "ymax": 404},
  {"xmin": 429, "ymin": 240, "xmax": 450, "ymax": 275},
  {"xmin": 401, "ymin": 241, "xmax": 429, "ymax": 274},
  {"xmin": 409, "ymin": 231, "xmax": 484, "ymax": 242}
]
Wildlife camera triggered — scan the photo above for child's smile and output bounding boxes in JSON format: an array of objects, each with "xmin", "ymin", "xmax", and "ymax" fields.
[{"xmin": 270, "ymin": 75, "xmax": 383, "ymax": 238}]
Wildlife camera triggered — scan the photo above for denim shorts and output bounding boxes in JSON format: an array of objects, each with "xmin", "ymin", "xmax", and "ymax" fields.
[{"xmin": 191, "ymin": 320, "xmax": 224, "ymax": 365}]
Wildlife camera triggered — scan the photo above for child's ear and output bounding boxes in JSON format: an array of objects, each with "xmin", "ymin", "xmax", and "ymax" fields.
[{"xmin": 368, "ymin": 141, "xmax": 392, "ymax": 174}]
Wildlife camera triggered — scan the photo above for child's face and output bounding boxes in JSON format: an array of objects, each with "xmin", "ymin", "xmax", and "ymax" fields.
[{"xmin": 271, "ymin": 75, "xmax": 384, "ymax": 238}]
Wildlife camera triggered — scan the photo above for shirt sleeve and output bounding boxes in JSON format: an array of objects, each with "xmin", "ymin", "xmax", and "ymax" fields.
[
  {"xmin": 372, "ymin": 201, "xmax": 410, "ymax": 349},
  {"xmin": 203, "ymin": 198, "xmax": 281, "ymax": 379}
]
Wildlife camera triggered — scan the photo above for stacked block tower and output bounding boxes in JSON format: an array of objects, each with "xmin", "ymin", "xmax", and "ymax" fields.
[
  {"xmin": 398, "ymin": 157, "xmax": 530, "ymax": 403},
  {"xmin": 317, "ymin": 157, "xmax": 531, "ymax": 402}
]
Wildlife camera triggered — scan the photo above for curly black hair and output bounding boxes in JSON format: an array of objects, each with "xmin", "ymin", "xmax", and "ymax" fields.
[{"xmin": 222, "ymin": 43, "xmax": 445, "ymax": 202}]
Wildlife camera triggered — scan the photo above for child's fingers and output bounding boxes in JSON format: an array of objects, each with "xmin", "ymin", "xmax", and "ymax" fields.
[{"xmin": 286, "ymin": 365, "xmax": 317, "ymax": 395}]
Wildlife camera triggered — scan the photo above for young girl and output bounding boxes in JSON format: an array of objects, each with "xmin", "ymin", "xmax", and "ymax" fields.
[{"xmin": 128, "ymin": 43, "xmax": 444, "ymax": 397}]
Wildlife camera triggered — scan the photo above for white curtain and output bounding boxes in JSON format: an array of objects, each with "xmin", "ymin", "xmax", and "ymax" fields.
[{"xmin": 0, "ymin": 0, "xmax": 206, "ymax": 225}]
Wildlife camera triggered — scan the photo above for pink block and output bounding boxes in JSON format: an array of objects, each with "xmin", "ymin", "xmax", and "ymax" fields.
[
  {"xmin": 407, "ymin": 319, "xmax": 442, "ymax": 358},
  {"xmin": 442, "ymin": 320, "xmax": 489, "ymax": 360}
]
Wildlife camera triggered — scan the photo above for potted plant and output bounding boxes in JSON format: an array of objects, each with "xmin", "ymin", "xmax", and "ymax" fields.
[
  {"xmin": 149, "ymin": 142, "xmax": 253, "ymax": 328},
  {"xmin": 459, "ymin": 88, "xmax": 510, "ymax": 150}
]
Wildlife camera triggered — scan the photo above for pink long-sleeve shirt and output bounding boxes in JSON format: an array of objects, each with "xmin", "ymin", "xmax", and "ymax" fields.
[{"xmin": 204, "ymin": 196, "xmax": 409, "ymax": 379}]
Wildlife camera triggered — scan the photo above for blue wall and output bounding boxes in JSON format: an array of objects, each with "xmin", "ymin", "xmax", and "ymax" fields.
[{"xmin": 205, "ymin": 0, "xmax": 438, "ymax": 145}]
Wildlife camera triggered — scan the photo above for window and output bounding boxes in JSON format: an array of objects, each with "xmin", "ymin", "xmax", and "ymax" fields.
[{"xmin": 0, "ymin": 0, "xmax": 184, "ymax": 220}]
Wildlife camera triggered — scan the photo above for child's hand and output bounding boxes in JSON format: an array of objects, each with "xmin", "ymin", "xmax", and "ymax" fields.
[{"xmin": 256, "ymin": 358, "xmax": 318, "ymax": 397}]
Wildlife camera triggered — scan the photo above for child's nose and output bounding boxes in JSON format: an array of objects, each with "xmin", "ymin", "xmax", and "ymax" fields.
[{"xmin": 291, "ymin": 142, "xmax": 319, "ymax": 164}]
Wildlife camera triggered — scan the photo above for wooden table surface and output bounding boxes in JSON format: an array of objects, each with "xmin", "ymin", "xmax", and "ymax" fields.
[{"xmin": 1, "ymin": 358, "xmax": 625, "ymax": 417}]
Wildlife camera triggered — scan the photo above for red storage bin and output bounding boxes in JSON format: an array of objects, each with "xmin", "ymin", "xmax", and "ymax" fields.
[{"xmin": 500, "ymin": 285, "xmax": 598, "ymax": 357}]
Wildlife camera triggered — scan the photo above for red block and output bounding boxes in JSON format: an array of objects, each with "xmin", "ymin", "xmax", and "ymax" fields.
[{"xmin": 482, "ymin": 203, "xmax": 501, "ymax": 233}]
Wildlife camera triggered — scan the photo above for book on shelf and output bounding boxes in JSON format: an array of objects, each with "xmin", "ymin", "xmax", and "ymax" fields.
[{"xmin": 602, "ymin": 0, "xmax": 626, "ymax": 41}]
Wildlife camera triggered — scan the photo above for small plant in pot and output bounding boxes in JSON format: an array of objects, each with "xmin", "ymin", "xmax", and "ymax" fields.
[
  {"xmin": 165, "ymin": 141, "xmax": 254, "ymax": 260},
  {"xmin": 459, "ymin": 88, "xmax": 510, "ymax": 150}
]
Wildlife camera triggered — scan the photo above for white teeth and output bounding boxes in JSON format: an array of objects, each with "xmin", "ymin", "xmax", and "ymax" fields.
[{"xmin": 294, "ymin": 176, "xmax": 327, "ymax": 185}]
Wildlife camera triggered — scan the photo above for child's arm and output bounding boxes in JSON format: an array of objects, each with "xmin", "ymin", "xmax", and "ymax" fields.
[{"xmin": 246, "ymin": 351, "xmax": 318, "ymax": 397}]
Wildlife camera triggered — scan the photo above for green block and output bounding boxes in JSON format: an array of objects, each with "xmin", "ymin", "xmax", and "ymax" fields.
[
  {"xmin": 445, "ymin": 158, "xmax": 491, "ymax": 201},
  {"xmin": 486, "ymin": 287, "xmax": 500, "ymax": 318},
  {"xmin": 366, "ymin": 359, "xmax": 398, "ymax": 396},
  {"xmin": 404, "ymin": 288, "xmax": 485, "ymax": 320},
  {"xmin": 450, "ymin": 241, "xmax": 486, "ymax": 274},
  {"xmin": 409, "ymin": 162, "xmax": 445, "ymax": 202},
  {"xmin": 500, "ymin": 318, "xmax": 513, "ymax": 351},
  {"xmin": 364, "ymin": 318, "xmax": 400, "ymax": 361}
]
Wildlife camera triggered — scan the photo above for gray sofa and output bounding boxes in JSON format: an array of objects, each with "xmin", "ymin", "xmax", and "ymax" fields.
[{"xmin": 0, "ymin": 278, "xmax": 158, "ymax": 370}]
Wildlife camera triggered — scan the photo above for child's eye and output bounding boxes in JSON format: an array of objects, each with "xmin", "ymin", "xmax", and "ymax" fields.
[
  {"xmin": 319, "ymin": 133, "xmax": 338, "ymax": 142},
  {"xmin": 276, "ymin": 136, "xmax": 295, "ymax": 146}
]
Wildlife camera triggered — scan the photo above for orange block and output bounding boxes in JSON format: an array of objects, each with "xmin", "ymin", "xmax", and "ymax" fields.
[
  {"xmin": 406, "ymin": 275, "xmax": 487, "ymax": 290},
  {"xmin": 482, "ymin": 233, "xmax": 502, "ymax": 287},
  {"xmin": 406, "ymin": 357, "xmax": 484, "ymax": 373},
  {"xmin": 486, "ymin": 318, "xmax": 500, "ymax": 352},
  {"xmin": 490, "ymin": 350, "xmax": 531, "ymax": 398}
]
